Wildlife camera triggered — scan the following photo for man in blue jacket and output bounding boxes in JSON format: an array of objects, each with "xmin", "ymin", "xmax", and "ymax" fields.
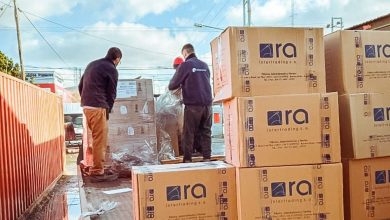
[
  {"xmin": 79, "ymin": 47, "xmax": 121, "ymax": 176},
  {"xmin": 169, "ymin": 44, "xmax": 213, "ymax": 162}
]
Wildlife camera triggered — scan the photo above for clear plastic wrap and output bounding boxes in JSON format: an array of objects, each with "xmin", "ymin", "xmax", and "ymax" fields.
[
  {"xmin": 156, "ymin": 89, "xmax": 183, "ymax": 161},
  {"xmin": 111, "ymin": 139, "xmax": 158, "ymax": 178},
  {"xmin": 157, "ymin": 130, "xmax": 176, "ymax": 161}
]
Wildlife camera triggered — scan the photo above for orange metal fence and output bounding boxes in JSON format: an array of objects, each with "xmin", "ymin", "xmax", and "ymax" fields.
[{"xmin": 0, "ymin": 72, "xmax": 64, "ymax": 220}]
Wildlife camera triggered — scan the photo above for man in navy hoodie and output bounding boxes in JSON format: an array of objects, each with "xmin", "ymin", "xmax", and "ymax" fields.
[{"xmin": 169, "ymin": 44, "xmax": 213, "ymax": 162}]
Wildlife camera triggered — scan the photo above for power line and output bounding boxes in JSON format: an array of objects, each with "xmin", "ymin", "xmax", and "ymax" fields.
[
  {"xmin": 0, "ymin": 0, "xmax": 11, "ymax": 19},
  {"xmin": 0, "ymin": 0, "xmax": 177, "ymax": 57},
  {"xmin": 21, "ymin": 10, "xmax": 70, "ymax": 68},
  {"xmin": 208, "ymin": 0, "xmax": 232, "ymax": 26},
  {"xmin": 200, "ymin": 1, "xmax": 217, "ymax": 23}
]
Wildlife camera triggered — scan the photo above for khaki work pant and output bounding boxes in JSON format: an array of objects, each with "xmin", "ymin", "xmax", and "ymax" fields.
[{"xmin": 83, "ymin": 108, "xmax": 108, "ymax": 173}]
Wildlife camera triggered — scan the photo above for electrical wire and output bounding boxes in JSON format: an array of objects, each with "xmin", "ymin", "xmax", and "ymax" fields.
[
  {"xmin": 0, "ymin": 0, "xmax": 177, "ymax": 57},
  {"xmin": 21, "ymin": 10, "xmax": 70, "ymax": 68}
]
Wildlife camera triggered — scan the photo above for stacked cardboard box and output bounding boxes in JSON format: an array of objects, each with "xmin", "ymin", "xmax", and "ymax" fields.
[
  {"xmin": 108, "ymin": 79, "xmax": 158, "ymax": 161},
  {"xmin": 325, "ymin": 30, "xmax": 390, "ymax": 219},
  {"xmin": 211, "ymin": 27, "xmax": 344, "ymax": 219},
  {"xmin": 132, "ymin": 161, "xmax": 237, "ymax": 219}
]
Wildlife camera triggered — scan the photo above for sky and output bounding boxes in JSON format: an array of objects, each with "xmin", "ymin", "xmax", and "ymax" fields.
[{"xmin": 0, "ymin": 0, "xmax": 389, "ymax": 92}]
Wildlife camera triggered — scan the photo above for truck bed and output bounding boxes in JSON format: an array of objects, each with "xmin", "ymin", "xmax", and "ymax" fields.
[{"xmin": 78, "ymin": 168, "xmax": 133, "ymax": 219}]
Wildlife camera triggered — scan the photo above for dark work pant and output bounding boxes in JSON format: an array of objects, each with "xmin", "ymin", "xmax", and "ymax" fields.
[{"xmin": 182, "ymin": 105, "xmax": 212, "ymax": 162}]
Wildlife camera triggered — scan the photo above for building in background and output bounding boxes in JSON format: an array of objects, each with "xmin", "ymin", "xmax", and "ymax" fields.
[
  {"xmin": 26, "ymin": 70, "xmax": 64, "ymax": 95},
  {"xmin": 347, "ymin": 13, "xmax": 390, "ymax": 30}
]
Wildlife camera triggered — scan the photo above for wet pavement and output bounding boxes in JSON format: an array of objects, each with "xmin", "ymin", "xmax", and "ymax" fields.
[{"xmin": 23, "ymin": 153, "xmax": 81, "ymax": 220}]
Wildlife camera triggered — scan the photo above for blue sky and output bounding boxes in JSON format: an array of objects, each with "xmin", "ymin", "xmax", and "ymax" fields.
[{"xmin": 0, "ymin": 0, "xmax": 389, "ymax": 91}]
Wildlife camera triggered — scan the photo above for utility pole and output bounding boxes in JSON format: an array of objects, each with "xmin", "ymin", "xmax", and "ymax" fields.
[
  {"xmin": 13, "ymin": 0, "xmax": 25, "ymax": 80},
  {"xmin": 326, "ymin": 17, "xmax": 343, "ymax": 32},
  {"xmin": 243, "ymin": 0, "xmax": 251, "ymax": 26},
  {"xmin": 291, "ymin": 0, "xmax": 295, "ymax": 26}
]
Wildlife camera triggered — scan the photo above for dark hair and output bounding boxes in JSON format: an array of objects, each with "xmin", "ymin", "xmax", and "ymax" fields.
[
  {"xmin": 105, "ymin": 47, "xmax": 122, "ymax": 60},
  {"xmin": 181, "ymin": 43, "xmax": 194, "ymax": 54}
]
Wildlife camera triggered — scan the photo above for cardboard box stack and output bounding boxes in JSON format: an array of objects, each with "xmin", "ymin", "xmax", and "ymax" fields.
[
  {"xmin": 211, "ymin": 27, "xmax": 344, "ymax": 219},
  {"xmin": 108, "ymin": 79, "xmax": 158, "ymax": 162},
  {"xmin": 132, "ymin": 161, "xmax": 238, "ymax": 220},
  {"xmin": 325, "ymin": 30, "xmax": 390, "ymax": 220}
]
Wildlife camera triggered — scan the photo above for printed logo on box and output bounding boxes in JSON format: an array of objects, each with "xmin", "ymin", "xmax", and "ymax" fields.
[
  {"xmin": 365, "ymin": 45, "xmax": 376, "ymax": 58},
  {"xmin": 364, "ymin": 44, "xmax": 390, "ymax": 58},
  {"xmin": 374, "ymin": 108, "xmax": 386, "ymax": 121},
  {"xmin": 166, "ymin": 186, "xmax": 181, "ymax": 201},
  {"xmin": 267, "ymin": 111, "xmax": 283, "ymax": 126},
  {"xmin": 259, "ymin": 43, "xmax": 297, "ymax": 58},
  {"xmin": 166, "ymin": 184, "xmax": 207, "ymax": 201},
  {"xmin": 271, "ymin": 180, "xmax": 312, "ymax": 197},
  {"xmin": 267, "ymin": 109, "xmax": 309, "ymax": 126},
  {"xmin": 260, "ymin": 44, "xmax": 273, "ymax": 58},
  {"xmin": 375, "ymin": 170, "xmax": 387, "ymax": 184}
]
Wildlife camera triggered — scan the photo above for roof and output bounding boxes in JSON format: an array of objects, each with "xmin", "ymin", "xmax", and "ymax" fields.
[{"xmin": 347, "ymin": 13, "xmax": 390, "ymax": 30}]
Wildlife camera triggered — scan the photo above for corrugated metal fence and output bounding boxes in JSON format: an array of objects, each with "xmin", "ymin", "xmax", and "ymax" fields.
[{"xmin": 0, "ymin": 72, "xmax": 64, "ymax": 219}]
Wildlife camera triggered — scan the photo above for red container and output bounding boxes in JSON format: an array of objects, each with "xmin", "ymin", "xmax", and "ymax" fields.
[{"xmin": 0, "ymin": 72, "xmax": 64, "ymax": 219}]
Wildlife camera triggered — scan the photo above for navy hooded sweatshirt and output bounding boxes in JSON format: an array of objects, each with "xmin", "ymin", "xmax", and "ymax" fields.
[{"xmin": 168, "ymin": 53, "xmax": 212, "ymax": 106}]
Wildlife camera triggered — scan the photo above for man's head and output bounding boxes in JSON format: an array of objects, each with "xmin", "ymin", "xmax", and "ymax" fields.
[
  {"xmin": 181, "ymin": 43, "xmax": 194, "ymax": 59},
  {"xmin": 105, "ymin": 47, "xmax": 122, "ymax": 66}
]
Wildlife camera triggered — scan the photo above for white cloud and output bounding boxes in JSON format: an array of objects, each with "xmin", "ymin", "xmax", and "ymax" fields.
[
  {"xmin": 174, "ymin": 17, "xmax": 192, "ymax": 27},
  {"xmin": 225, "ymin": 0, "xmax": 390, "ymax": 28},
  {"xmin": 105, "ymin": 0, "xmax": 188, "ymax": 21},
  {"xmin": 0, "ymin": 0, "xmax": 84, "ymax": 25},
  {"xmin": 21, "ymin": 21, "xmax": 193, "ymax": 70}
]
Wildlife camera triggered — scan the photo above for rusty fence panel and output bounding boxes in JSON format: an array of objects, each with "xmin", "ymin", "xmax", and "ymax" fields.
[{"xmin": 0, "ymin": 72, "xmax": 64, "ymax": 220}]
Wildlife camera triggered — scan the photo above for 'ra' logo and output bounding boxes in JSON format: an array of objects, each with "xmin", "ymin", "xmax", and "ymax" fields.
[
  {"xmin": 267, "ymin": 109, "xmax": 309, "ymax": 126},
  {"xmin": 365, "ymin": 44, "xmax": 390, "ymax": 58},
  {"xmin": 166, "ymin": 184, "xmax": 207, "ymax": 201},
  {"xmin": 375, "ymin": 170, "xmax": 390, "ymax": 184},
  {"xmin": 271, "ymin": 180, "xmax": 312, "ymax": 197},
  {"xmin": 259, "ymin": 43, "xmax": 297, "ymax": 58},
  {"xmin": 373, "ymin": 107, "xmax": 390, "ymax": 121}
]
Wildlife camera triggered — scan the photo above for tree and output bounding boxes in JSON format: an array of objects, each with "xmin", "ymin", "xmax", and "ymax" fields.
[{"xmin": 0, "ymin": 50, "xmax": 21, "ymax": 79}]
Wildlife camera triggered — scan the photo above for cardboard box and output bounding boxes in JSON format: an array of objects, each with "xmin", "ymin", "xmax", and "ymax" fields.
[
  {"xmin": 116, "ymin": 79, "xmax": 154, "ymax": 100},
  {"xmin": 236, "ymin": 163, "xmax": 344, "ymax": 220},
  {"xmin": 108, "ymin": 122, "xmax": 157, "ymax": 152},
  {"xmin": 343, "ymin": 157, "xmax": 390, "ymax": 220},
  {"xmin": 325, "ymin": 30, "xmax": 390, "ymax": 94},
  {"xmin": 110, "ymin": 99, "xmax": 155, "ymax": 124},
  {"xmin": 211, "ymin": 27, "xmax": 326, "ymax": 101},
  {"xmin": 339, "ymin": 93, "xmax": 390, "ymax": 159},
  {"xmin": 224, "ymin": 92, "xmax": 341, "ymax": 167},
  {"xmin": 132, "ymin": 162, "xmax": 237, "ymax": 220}
]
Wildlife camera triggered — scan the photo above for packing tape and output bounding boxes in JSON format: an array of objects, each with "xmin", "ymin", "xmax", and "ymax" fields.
[
  {"xmin": 258, "ymin": 168, "xmax": 272, "ymax": 219},
  {"xmin": 243, "ymin": 98, "xmax": 256, "ymax": 167},
  {"xmin": 304, "ymin": 28, "xmax": 319, "ymax": 93},
  {"xmin": 217, "ymin": 167, "xmax": 231, "ymax": 219},
  {"xmin": 354, "ymin": 31, "xmax": 365, "ymax": 91},
  {"xmin": 361, "ymin": 161, "xmax": 376, "ymax": 218},
  {"xmin": 236, "ymin": 28, "xmax": 251, "ymax": 96},
  {"xmin": 362, "ymin": 93, "xmax": 378, "ymax": 157},
  {"xmin": 311, "ymin": 164, "xmax": 327, "ymax": 219},
  {"xmin": 320, "ymin": 94, "xmax": 333, "ymax": 163}
]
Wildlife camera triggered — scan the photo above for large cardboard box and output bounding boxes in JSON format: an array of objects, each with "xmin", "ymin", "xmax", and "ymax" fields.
[
  {"xmin": 116, "ymin": 79, "xmax": 154, "ymax": 100},
  {"xmin": 236, "ymin": 163, "xmax": 344, "ymax": 220},
  {"xmin": 224, "ymin": 92, "xmax": 341, "ymax": 167},
  {"xmin": 343, "ymin": 157, "xmax": 390, "ymax": 220},
  {"xmin": 339, "ymin": 93, "xmax": 390, "ymax": 159},
  {"xmin": 325, "ymin": 30, "xmax": 390, "ymax": 94},
  {"xmin": 110, "ymin": 99, "xmax": 155, "ymax": 124},
  {"xmin": 211, "ymin": 27, "xmax": 326, "ymax": 101},
  {"xmin": 132, "ymin": 162, "xmax": 237, "ymax": 220}
]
